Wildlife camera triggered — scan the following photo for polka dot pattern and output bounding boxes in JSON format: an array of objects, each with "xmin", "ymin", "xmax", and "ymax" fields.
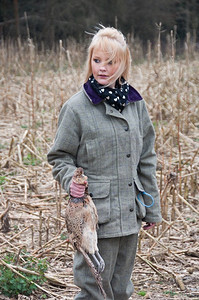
[{"xmin": 89, "ymin": 75, "xmax": 129, "ymax": 113}]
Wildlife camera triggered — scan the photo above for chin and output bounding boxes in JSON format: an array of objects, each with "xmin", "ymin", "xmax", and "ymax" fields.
[{"xmin": 97, "ymin": 79, "xmax": 109, "ymax": 86}]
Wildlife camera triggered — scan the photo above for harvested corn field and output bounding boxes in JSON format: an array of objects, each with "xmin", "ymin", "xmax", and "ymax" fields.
[{"xmin": 0, "ymin": 41, "xmax": 199, "ymax": 299}]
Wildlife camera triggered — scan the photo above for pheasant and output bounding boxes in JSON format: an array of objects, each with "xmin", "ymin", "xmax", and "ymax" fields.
[{"xmin": 65, "ymin": 167, "xmax": 106, "ymax": 299}]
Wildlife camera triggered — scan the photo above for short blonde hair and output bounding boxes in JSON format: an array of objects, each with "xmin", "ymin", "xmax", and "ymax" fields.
[{"xmin": 84, "ymin": 26, "xmax": 131, "ymax": 86}]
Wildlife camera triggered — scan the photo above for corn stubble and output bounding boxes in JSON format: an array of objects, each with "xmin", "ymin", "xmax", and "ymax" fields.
[{"xmin": 0, "ymin": 38, "xmax": 198, "ymax": 299}]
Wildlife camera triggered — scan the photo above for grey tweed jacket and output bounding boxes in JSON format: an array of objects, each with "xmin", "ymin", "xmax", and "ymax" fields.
[{"xmin": 47, "ymin": 83, "xmax": 162, "ymax": 238}]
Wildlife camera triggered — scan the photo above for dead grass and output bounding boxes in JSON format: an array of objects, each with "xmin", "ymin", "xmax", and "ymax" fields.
[{"xmin": 0, "ymin": 41, "xmax": 198, "ymax": 299}]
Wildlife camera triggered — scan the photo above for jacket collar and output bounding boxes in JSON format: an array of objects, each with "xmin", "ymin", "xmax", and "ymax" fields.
[{"xmin": 83, "ymin": 79, "xmax": 142, "ymax": 105}]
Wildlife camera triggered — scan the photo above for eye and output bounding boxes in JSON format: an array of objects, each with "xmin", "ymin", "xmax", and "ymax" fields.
[
  {"xmin": 108, "ymin": 60, "xmax": 113, "ymax": 65},
  {"xmin": 93, "ymin": 58, "xmax": 100, "ymax": 63}
]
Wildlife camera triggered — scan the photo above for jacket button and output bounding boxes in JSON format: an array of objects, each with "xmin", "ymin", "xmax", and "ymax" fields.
[
  {"xmin": 129, "ymin": 208, "xmax": 134, "ymax": 212},
  {"xmin": 126, "ymin": 154, "xmax": 131, "ymax": 158},
  {"xmin": 128, "ymin": 182, "xmax": 132, "ymax": 186},
  {"xmin": 90, "ymin": 193, "xmax": 93, "ymax": 197}
]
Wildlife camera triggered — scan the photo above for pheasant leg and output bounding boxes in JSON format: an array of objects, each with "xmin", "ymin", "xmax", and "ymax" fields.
[{"xmin": 91, "ymin": 251, "xmax": 105, "ymax": 273}]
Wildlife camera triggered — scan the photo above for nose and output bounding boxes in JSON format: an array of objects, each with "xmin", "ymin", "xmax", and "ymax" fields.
[{"xmin": 99, "ymin": 64, "xmax": 106, "ymax": 72}]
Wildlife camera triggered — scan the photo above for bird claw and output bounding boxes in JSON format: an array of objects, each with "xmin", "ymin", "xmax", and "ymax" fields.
[{"xmin": 91, "ymin": 251, "xmax": 105, "ymax": 273}]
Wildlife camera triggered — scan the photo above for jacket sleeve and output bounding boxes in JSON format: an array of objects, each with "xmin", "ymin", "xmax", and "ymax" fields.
[
  {"xmin": 137, "ymin": 101, "xmax": 162, "ymax": 223},
  {"xmin": 47, "ymin": 103, "xmax": 80, "ymax": 193}
]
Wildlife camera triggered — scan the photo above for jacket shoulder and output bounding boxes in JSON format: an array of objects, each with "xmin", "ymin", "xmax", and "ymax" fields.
[
  {"xmin": 134, "ymin": 98, "xmax": 146, "ymax": 108},
  {"xmin": 133, "ymin": 98, "xmax": 148, "ymax": 116},
  {"xmin": 62, "ymin": 89, "xmax": 89, "ymax": 111},
  {"xmin": 57, "ymin": 89, "xmax": 93, "ymax": 127}
]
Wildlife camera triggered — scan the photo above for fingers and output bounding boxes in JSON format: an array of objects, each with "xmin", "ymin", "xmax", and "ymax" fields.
[
  {"xmin": 70, "ymin": 181, "xmax": 86, "ymax": 198},
  {"xmin": 143, "ymin": 222, "xmax": 155, "ymax": 230}
]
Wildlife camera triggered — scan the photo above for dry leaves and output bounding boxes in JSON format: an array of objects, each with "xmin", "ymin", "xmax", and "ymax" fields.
[{"xmin": 0, "ymin": 42, "xmax": 198, "ymax": 299}]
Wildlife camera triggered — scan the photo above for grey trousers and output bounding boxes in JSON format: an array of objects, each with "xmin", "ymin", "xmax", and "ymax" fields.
[{"xmin": 73, "ymin": 233, "xmax": 138, "ymax": 300}]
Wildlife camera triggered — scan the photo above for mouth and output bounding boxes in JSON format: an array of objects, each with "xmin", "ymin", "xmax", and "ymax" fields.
[{"xmin": 98, "ymin": 75, "xmax": 108, "ymax": 79}]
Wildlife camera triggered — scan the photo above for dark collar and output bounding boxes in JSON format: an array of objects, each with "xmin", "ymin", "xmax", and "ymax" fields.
[{"xmin": 83, "ymin": 79, "xmax": 142, "ymax": 105}]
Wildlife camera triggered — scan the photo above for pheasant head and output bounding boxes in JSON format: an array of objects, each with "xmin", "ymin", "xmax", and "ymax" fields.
[{"xmin": 73, "ymin": 167, "xmax": 88, "ymax": 186}]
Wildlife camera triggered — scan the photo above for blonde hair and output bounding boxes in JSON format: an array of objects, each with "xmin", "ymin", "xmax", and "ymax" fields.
[{"xmin": 84, "ymin": 26, "xmax": 131, "ymax": 86}]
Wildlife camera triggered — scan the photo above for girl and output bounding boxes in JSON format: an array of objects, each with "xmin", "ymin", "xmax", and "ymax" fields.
[{"xmin": 47, "ymin": 26, "xmax": 162, "ymax": 300}]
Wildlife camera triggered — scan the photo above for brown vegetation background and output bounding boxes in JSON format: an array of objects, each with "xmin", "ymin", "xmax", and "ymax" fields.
[
  {"xmin": 0, "ymin": 35, "xmax": 199, "ymax": 299},
  {"xmin": 1, "ymin": 0, "xmax": 199, "ymax": 53}
]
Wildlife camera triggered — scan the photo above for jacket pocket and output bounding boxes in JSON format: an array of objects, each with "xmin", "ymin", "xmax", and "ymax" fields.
[
  {"xmin": 134, "ymin": 176, "xmax": 146, "ymax": 219},
  {"xmin": 88, "ymin": 180, "xmax": 111, "ymax": 224},
  {"xmin": 135, "ymin": 193, "xmax": 146, "ymax": 219}
]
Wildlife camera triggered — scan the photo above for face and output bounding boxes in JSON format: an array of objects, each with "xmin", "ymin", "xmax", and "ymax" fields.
[{"xmin": 91, "ymin": 48, "xmax": 120, "ymax": 88}]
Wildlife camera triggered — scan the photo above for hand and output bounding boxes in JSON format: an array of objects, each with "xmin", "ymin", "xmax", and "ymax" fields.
[
  {"xmin": 143, "ymin": 222, "xmax": 155, "ymax": 230},
  {"xmin": 70, "ymin": 180, "xmax": 87, "ymax": 198}
]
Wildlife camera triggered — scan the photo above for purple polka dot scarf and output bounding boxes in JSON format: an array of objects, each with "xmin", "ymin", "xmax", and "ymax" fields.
[{"xmin": 89, "ymin": 75, "xmax": 129, "ymax": 112}]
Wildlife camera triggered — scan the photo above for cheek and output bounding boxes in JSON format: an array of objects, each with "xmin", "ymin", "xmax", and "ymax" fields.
[
  {"xmin": 110, "ymin": 63, "xmax": 120, "ymax": 75},
  {"xmin": 91, "ymin": 62, "xmax": 97, "ymax": 75}
]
